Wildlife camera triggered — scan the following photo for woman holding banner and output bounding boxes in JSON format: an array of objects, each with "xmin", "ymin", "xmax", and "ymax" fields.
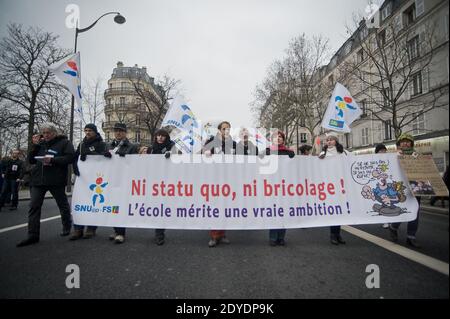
[
  {"xmin": 140, "ymin": 128, "xmax": 175, "ymax": 246},
  {"xmin": 265, "ymin": 130, "xmax": 295, "ymax": 246},
  {"xmin": 318, "ymin": 132, "xmax": 348, "ymax": 245},
  {"xmin": 202, "ymin": 121, "xmax": 236, "ymax": 247}
]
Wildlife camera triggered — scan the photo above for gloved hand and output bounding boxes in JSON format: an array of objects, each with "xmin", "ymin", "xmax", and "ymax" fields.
[
  {"xmin": 165, "ymin": 151, "xmax": 171, "ymax": 159},
  {"xmin": 80, "ymin": 154, "xmax": 87, "ymax": 161},
  {"xmin": 288, "ymin": 153, "xmax": 295, "ymax": 159},
  {"xmin": 117, "ymin": 151, "xmax": 126, "ymax": 157},
  {"xmin": 104, "ymin": 151, "xmax": 112, "ymax": 158}
]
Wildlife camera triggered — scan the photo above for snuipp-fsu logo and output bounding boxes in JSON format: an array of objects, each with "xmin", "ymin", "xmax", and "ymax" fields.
[{"xmin": 74, "ymin": 174, "xmax": 119, "ymax": 214}]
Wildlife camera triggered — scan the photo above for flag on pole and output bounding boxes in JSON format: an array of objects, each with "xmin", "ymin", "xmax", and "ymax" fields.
[
  {"xmin": 161, "ymin": 96, "xmax": 199, "ymax": 131},
  {"xmin": 162, "ymin": 96, "xmax": 205, "ymax": 154},
  {"xmin": 321, "ymin": 82, "xmax": 362, "ymax": 133},
  {"xmin": 48, "ymin": 52, "xmax": 82, "ymax": 115}
]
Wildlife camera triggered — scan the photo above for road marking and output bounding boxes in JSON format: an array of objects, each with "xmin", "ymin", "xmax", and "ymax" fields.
[
  {"xmin": 342, "ymin": 225, "xmax": 449, "ymax": 276},
  {"xmin": 0, "ymin": 215, "xmax": 61, "ymax": 234}
]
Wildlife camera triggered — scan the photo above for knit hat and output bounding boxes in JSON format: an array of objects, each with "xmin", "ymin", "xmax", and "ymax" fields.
[
  {"xmin": 325, "ymin": 131, "xmax": 339, "ymax": 142},
  {"xmin": 396, "ymin": 133, "xmax": 414, "ymax": 147},
  {"xmin": 374, "ymin": 144, "xmax": 387, "ymax": 153},
  {"xmin": 84, "ymin": 123, "xmax": 98, "ymax": 133}
]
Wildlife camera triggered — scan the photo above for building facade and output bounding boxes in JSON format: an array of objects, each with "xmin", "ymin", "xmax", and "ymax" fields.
[
  {"xmin": 103, "ymin": 62, "xmax": 162, "ymax": 146},
  {"xmin": 299, "ymin": 0, "xmax": 448, "ymax": 171}
]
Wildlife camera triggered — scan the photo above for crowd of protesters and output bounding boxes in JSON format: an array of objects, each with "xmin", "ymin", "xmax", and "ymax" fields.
[{"xmin": 4, "ymin": 121, "xmax": 441, "ymax": 249}]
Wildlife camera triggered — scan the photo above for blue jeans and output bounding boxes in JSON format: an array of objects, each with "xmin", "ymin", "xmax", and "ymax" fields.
[{"xmin": 0, "ymin": 179, "xmax": 18, "ymax": 208}]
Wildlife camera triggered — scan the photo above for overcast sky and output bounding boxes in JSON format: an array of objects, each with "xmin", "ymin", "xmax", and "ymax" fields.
[{"xmin": 0, "ymin": 0, "xmax": 375, "ymax": 128}]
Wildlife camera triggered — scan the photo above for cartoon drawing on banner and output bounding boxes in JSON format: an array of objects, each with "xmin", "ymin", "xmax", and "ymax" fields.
[{"xmin": 351, "ymin": 159, "xmax": 411, "ymax": 217}]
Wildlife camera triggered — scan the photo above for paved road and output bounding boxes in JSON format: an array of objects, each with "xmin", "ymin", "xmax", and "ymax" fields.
[{"xmin": 0, "ymin": 199, "xmax": 448, "ymax": 299}]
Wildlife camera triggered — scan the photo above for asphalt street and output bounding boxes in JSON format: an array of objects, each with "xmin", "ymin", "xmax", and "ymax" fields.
[{"xmin": 0, "ymin": 198, "xmax": 448, "ymax": 299}]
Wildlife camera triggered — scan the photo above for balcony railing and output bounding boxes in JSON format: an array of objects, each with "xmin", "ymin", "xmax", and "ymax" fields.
[{"xmin": 104, "ymin": 87, "xmax": 138, "ymax": 96}]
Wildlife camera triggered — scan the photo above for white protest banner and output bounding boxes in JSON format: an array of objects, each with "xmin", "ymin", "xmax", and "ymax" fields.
[
  {"xmin": 321, "ymin": 82, "xmax": 362, "ymax": 133},
  {"xmin": 48, "ymin": 52, "xmax": 82, "ymax": 115},
  {"xmin": 71, "ymin": 153, "xmax": 418, "ymax": 229}
]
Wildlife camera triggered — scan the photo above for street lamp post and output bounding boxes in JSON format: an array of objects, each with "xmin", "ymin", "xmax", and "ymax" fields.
[
  {"xmin": 69, "ymin": 12, "xmax": 126, "ymax": 145},
  {"xmin": 67, "ymin": 12, "xmax": 125, "ymax": 191}
]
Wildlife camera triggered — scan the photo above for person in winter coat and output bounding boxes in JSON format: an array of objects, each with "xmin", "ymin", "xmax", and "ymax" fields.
[
  {"xmin": 0, "ymin": 149, "xmax": 24, "ymax": 211},
  {"xmin": 389, "ymin": 133, "xmax": 421, "ymax": 248},
  {"xmin": 318, "ymin": 132, "xmax": 349, "ymax": 245},
  {"xmin": 202, "ymin": 121, "xmax": 236, "ymax": 247},
  {"xmin": 265, "ymin": 130, "xmax": 295, "ymax": 246},
  {"xmin": 139, "ymin": 128, "xmax": 175, "ymax": 245},
  {"xmin": 236, "ymin": 127, "xmax": 259, "ymax": 156},
  {"xmin": 17, "ymin": 123, "xmax": 75, "ymax": 247},
  {"xmin": 70, "ymin": 123, "xmax": 108, "ymax": 240},
  {"xmin": 105, "ymin": 123, "xmax": 139, "ymax": 244}
]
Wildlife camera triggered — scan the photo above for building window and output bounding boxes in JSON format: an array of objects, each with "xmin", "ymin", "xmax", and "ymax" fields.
[
  {"xmin": 361, "ymin": 99, "xmax": 368, "ymax": 117},
  {"xmin": 384, "ymin": 120, "xmax": 392, "ymax": 140},
  {"xmin": 411, "ymin": 72, "xmax": 423, "ymax": 96},
  {"xmin": 381, "ymin": 3, "xmax": 392, "ymax": 21},
  {"xmin": 412, "ymin": 113, "xmax": 425, "ymax": 135},
  {"xmin": 106, "ymin": 131, "xmax": 110, "ymax": 141},
  {"xmin": 378, "ymin": 30, "xmax": 386, "ymax": 47},
  {"xmin": 357, "ymin": 49, "xmax": 364, "ymax": 63},
  {"xmin": 407, "ymin": 36, "xmax": 419, "ymax": 61},
  {"xmin": 300, "ymin": 133, "xmax": 308, "ymax": 144},
  {"xmin": 136, "ymin": 114, "xmax": 140, "ymax": 126},
  {"xmin": 109, "ymin": 83, "xmax": 113, "ymax": 89},
  {"xmin": 299, "ymin": 117, "xmax": 306, "ymax": 127},
  {"xmin": 135, "ymin": 131, "xmax": 141, "ymax": 143},
  {"xmin": 119, "ymin": 97, "xmax": 125, "ymax": 106},
  {"xmin": 404, "ymin": 4, "xmax": 416, "ymax": 27},
  {"xmin": 328, "ymin": 74, "xmax": 334, "ymax": 85},
  {"xmin": 361, "ymin": 127, "xmax": 370, "ymax": 146},
  {"xmin": 107, "ymin": 114, "xmax": 111, "ymax": 122},
  {"xmin": 383, "ymin": 88, "xmax": 391, "ymax": 108}
]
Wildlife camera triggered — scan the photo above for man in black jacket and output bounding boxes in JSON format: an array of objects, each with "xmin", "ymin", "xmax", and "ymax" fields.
[
  {"xmin": 105, "ymin": 123, "xmax": 139, "ymax": 244},
  {"xmin": 70, "ymin": 123, "xmax": 108, "ymax": 240},
  {"xmin": 0, "ymin": 149, "xmax": 24, "ymax": 211},
  {"xmin": 17, "ymin": 123, "xmax": 75, "ymax": 247}
]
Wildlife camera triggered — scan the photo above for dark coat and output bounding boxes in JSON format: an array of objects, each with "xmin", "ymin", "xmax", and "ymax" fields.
[
  {"xmin": 147, "ymin": 140, "xmax": 175, "ymax": 155},
  {"xmin": 107, "ymin": 138, "xmax": 139, "ymax": 156},
  {"xmin": 73, "ymin": 134, "xmax": 108, "ymax": 175},
  {"xmin": 28, "ymin": 135, "xmax": 75, "ymax": 186},
  {"xmin": 236, "ymin": 141, "xmax": 259, "ymax": 156},
  {"xmin": 203, "ymin": 135, "xmax": 237, "ymax": 154},
  {"xmin": 265, "ymin": 146, "xmax": 295, "ymax": 158},
  {"xmin": 1, "ymin": 158, "xmax": 24, "ymax": 180}
]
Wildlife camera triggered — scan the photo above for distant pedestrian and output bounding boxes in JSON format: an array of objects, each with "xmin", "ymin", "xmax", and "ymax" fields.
[{"xmin": 0, "ymin": 150, "xmax": 24, "ymax": 212}]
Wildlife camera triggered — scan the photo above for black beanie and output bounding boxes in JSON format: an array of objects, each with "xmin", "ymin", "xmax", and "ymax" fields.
[
  {"xmin": 374, "ymin": 144, "xmax": 387, "ymax": 154},
  {"xmin": 84, "ymin": 123, "xmax": 98, "ymax": 133}
]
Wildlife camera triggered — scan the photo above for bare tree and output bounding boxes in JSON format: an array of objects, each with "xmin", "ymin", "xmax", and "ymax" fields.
[
  {"xmin": 82, "ymin": 77, "xmax": 105, "ymax": 127},
  {"xmin": 252, "ymin": 34, "xmax": 332, "ymax": 151},
  {"xmin": 129, "ymin": 74, "xmax": 181, "ymax": 141},
  {"xmin": 0, "ymin": 23, "xmax": 70, "ymax": 149},
  {"xmin": 342, "ymin": 17, "xmax": 448, "ymax": 138}
]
